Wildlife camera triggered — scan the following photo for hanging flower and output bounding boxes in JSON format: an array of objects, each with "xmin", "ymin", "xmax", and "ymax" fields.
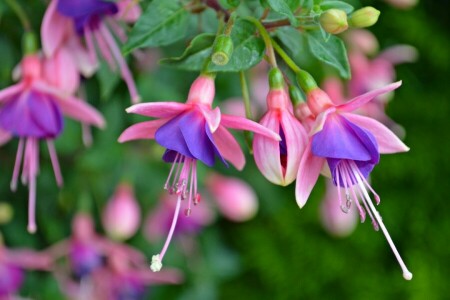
[
  {"xmin": 41, "ymin": 0, "xmax": 141, "ymax": 103},
  {"xmin": 0, "ymin": 54, "xmax": 105, "ymax": 233},
  {"xmin": 119, "ymin": 74, "xmax": 280, "ymax": 271},
  {"xmin": 295, "ymin": 81, "xmax": 413, "ymax": 280}
]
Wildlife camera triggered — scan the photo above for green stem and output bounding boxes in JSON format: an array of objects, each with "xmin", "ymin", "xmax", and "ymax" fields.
[
  {"xmin": 5, "ymin": 0, "xmax": 31, "ymax": 31},
  {"xmin": 244, "ymin": 16, "xmax": 277, "ymax": 67},
  {"xmin": 271, "ymin": 38, "xmax": 301, "ymax": 73},
  {"xmin": 224, "ymin": 11, "xmax": 237, "ymax": 36},
  {"xmin": 201, "ymin": 13, "xmax": 226, "ymax": 75},
  {"xmin": 239, "ymin": 71, "xmax": 254, "ymax": 153}
]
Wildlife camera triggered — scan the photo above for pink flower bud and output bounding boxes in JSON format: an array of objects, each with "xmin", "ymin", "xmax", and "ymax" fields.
[
  {"xmin": 205, "ymin": 173, "xmax": 258, "ymax": 222},
  {"xmin": 306, "ymin": 88, "xmax": 334, "ymax": 116},
  {"xmin": 186, "ymin": 75, "xmax": 216, "ymax": 106},
  {"xmin": 102, "ymin": 183, "xmax": 140, "ymax": 241}
]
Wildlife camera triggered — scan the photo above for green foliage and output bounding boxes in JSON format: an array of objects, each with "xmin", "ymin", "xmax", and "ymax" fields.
[
  {"xmin": 320, "ymin": 0, "xmax": 354, "ymax": 13},
  {"xmin": 265, "ymin": 0, "xmax": 299, "ymax": 26},
  {"xmin": 123, "ymin": 0, "xmax": 190, "ymax": 54}
]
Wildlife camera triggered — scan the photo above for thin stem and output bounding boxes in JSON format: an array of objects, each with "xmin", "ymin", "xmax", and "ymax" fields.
[
  {"xmin": 201, "ymin": 13, "xmax": 225, "ymax": 74},
  {"xmin": 271, "ymin": 38, "xmax": 301, "ymax": 73},
  {"xmin": 223, "ymin": 11, "xmax": 237, "ymax": 36},
  {"xmin": 5, "ymin": 0, "xmax": 31, "ymax": 31},
  {"xmin": 240, "ymin": 71, "xmax": 254, "ymax": 153},
  {"xmin": 244, "ymin": 16, "xmax": 277, "ymax": 67}
]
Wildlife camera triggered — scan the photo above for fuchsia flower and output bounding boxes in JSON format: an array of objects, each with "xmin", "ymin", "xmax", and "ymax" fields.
[
  {"xmin": 253, "ymin": 70, "xmax": 308, "ymax": 186},
  {"xmin": 0, "ymin": 54, "xmax": 104, "ymax": 233},
  {"xmin": 102, "ymin": 182, "xmax": 141, "ymax": 241},
  {"xmin": 48, "ymin": 213, "xmax": 181, "ymax": 299},
  {"xmin": 119, "ymin": 74, "xmax": 280, "ymax": 271},
  {"xmin": 296, "ymin": 82, "xmax": 413, "ymax": 280},
  {"xmin": 205, "ymin": 172, "xmax": 258, "ymax": 222},
  {"xmin": 0, "ymin": 242, "xmax": 51, "ymax": 298},
  {"xmin": 41, "ymin": 0, "xmax": 141, "ymax": 103}
]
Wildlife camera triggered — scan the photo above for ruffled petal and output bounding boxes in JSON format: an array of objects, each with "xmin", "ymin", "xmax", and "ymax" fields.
[
  {"xmin": 126, "ymin": 102, "xmax": 188, "ymax": 118},
  {"xmin": 53, "ymin": 95, "xmax": 105, "ymax": 128},
  {"xmin": 337, "ymin": 81, "xmax": 402, "ymax": 112},
  {"xmin": 212, "ymin": 126, "xmax": 245, "ymax": 170},
  {"xmin": 342, "ymin": 113, "xmax": 409, "ymax": 153},
  {"xmin": 118, "ymin": 119, "xmax": 168, "ymax": 142},
  {"xmin": 252, "ymin": 111, "xmax": 283, "ymax": 185},
  {"xmin": 220, "ymin": 114, "xmax": 281, "ymax": 141},
  {"xmin": 295, "ymin": 144, "xmax": 325, "ymax": 208},
  {"xmin": 312, "ymin": 114, "xmax": 379, "ymax": 163}
]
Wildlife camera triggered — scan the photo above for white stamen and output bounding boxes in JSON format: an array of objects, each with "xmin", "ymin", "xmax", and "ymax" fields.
[{"xmin": 150, "ymin": 254, "xmax": 162, "ymax": 272}]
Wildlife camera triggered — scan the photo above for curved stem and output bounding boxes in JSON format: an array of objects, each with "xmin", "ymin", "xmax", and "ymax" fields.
[
  {"xmin": 244, "ymin": 16, "xmax": 277, "ymax": 68},
  {"xmin": 239, "ymin": 71, "xmax": 254, "ymax": 153},
  {"xmin": 271, "ymin": 38, "xmax": 301, "ymax": 73},
  {"xmin": 5, "ymin": 0, "xmax": 31, "ymax": 31}
]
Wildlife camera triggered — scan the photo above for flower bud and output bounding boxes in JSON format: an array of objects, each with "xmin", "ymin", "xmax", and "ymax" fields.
[
  {"xmin": 268, "ymin": 67, "xmax": 284, "ymax": 90},
  {"xmin": 349, "ymin": 7, "xmax": 381, "ymax": 28},
  {"xmin": 0, "ymin": 202, "xmax": 13, "ymax": 224},
  {"xmin": 212, "ymin": 35, "xmax": 234, "ymax": 66},
  {"xmin": 288, "ymin": 85, "xmax": 305, "ymax": 106},
  {"xmin": 205, "ymin": 173, "xmax": 258, "ymax": 222},
  {"xmin": 296, "ymin": 70, "xmax": 318, "ymax": 93},
  {"xmin": 102, "ymin": 183, "xmax": 140, "ymax": 241},
  {"xmin": 319, "ymin": 9, "xmax": 348, "ymax": 34}
]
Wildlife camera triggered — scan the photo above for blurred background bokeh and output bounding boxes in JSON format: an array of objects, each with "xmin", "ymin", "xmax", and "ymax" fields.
[{"xmin": 0, "ymin": 0, "xmax": 449, "ymax": 299}]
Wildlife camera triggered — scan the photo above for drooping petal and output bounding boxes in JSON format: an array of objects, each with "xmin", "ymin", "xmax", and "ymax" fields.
[
  {"xmin": 378, "ymin": 45, "xmax": 418, "ymax": 65},
  {"xmin": 220, "ymin": 114, "xmax": 281, "ymax": 141},
  {"xmin": 0, "ymin": 83, "xmax": 24, "ymax": 103},
  {"xmin": 155, "ymin": 113, "xmax": 193, "ymax": 159},
  {"xmin": 198, "ymin": 105, "xmax": 221, "ymax": 133},
  {"xmin": 280, "ymin": 112, "xmax": 308, "ymax": 185},
  {"xmin": 312, "ymin": 114, "xmax": 379, "ymax": 163},
  {"xmin": 41, "ymin": 0, "xmax": 72, "ymax": 57},
  {"xmin": 253, "ymin": 112, "xmax": 283, "ymax": 185},
  {"xmin": 295, "ymin": 145, "xmax": 325, "ymax": 208},
  {"xmin": 43, "ymin": 47, "xmax": 80, "ymax": 94},
  {"xmin": 212, "ymin": 126, "xmax": 245, "ymax": 170},
  {"xmin": 179, "ymin": 110, "xmax": 216, "ymax": 166},
  {"xmin": 0, "ymin": 91, "xmax": 63, "ymax": 138},
  {"xmin": 342, "ymin": 113, "xmax": 409, "ymax": 153},
  {"xmin": 310, "ymin": 107, "xmax": 336, "ymax": 135},
  {"xmin": 66, "ymin": 37, "xmax": 98, "ymax": 77},
  {"xmin": 337, "ymin": 81, "xmax": 402, "ymax": 112},
  {"xmin": 118, "ymin": 119, "xmax": 169, "ymax": 142},
  {"xmin": 53, "ymin": 95, "xmax": 105, "ymax": 128},
  {"xmin": 126, "ymin": 102, "xmax": 188, "ymax": 118}
]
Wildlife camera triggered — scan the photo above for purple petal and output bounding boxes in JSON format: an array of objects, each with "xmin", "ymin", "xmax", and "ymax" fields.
[
  {"xmin": 57, "ymin": 0, "xmax": 118, "ymax": 34},
  {"xmin": 0, "ymin": 264, "xmax": 24, "ymax": 296},
  {"xmin": 312, "ymin": 114, "xmax": 379, "ymax": 164},
  {"xmin": 70, "ymin": 241, "xmax": 104, "ymax": 279},
  {"xmin": 155, "ymin": 113, "xmax": 193, "ymax": 159},
  {"xmin": 0, "ymin": 90, "xmax": 63, "ymax": 139}
]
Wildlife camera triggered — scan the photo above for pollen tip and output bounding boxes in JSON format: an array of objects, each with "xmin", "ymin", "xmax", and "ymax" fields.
[
  {"xmin": 27, "ymin": 224, "xmax": 37, "ymax": 234},
  {"xmin": 132, "ymin": 95, "xmax": 142, "ymax": 104},
  {"xmin": 403, "ymin": 271, "xmax": 413, "ymax": 281},
  {"xmin": 150, "ymin": 254, "xmax": 162, "ymax": 272}
]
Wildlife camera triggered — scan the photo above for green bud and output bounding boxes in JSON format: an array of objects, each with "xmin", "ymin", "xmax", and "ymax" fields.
[
  {"xmin": 296, "ymin": 70, "xmax": 318, "ymax": 93},
  {"xmin": 288, "ymin": 85, "xmax": 305, "ymax": 106},
  {"xmin": 212, "ymin": 35, "xmax": 234, "ymax": 66},
  {"xmin": 319, "ymin": 9, "xmax": 348, "ymax": 35},
  {"xmin": 268, "ymin": 68, "xmax": 284, "ymax": 90},
  {"xmin": 22, "ymin": 31, "xmax": 38, "ymax": 55},
  {"xmin": 348, "ymin": 7, "xmax": 381, "ymax": 28}
]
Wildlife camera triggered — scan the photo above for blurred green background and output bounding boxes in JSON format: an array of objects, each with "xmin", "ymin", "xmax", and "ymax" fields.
[{"xmin": 0, "ymin": 0, "xmax": 449, "ymax": 299}]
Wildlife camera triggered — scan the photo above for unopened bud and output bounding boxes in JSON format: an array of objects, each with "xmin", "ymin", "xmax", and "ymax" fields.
[
  {"xmin": 296, "ymin": 70, "xmax": 318, "ymax": 93},
  {"xmin": 319, "ymin": 9, "xmax": 348, "ymax": 34},
  {"xmin": 349, "ymin": 7, "xmax": 380, "ymax": 28},
  {"xmin": 212, "ymin": 35, "xmax": 234, "ymax": 66},
  {"xmin": 0, "ymin": 202, "xmax": 13, "ymax": 224},
  {"xmin": 288, "ymin": 85, "xmax": 305, "ymax": 106}
]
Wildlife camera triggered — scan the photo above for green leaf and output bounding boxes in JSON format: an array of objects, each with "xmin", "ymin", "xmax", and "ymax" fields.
[
  {"xmin": 320, "ymin": 0, "xmax": 354, "ymax": 14},
  {"xmin": 161, "ymin": 19, "xmax": 265, "ymax": 72},
  {"xmin": 123, "ymin": 0, "xmax": 189, "ymax": 54},
  {"xmin": 306, "ymin": 31, "xmax": 350, "ymax": 78},
  {"xmin": 159, "ymin": 33, "xmax": 216, "ymax": 71},
  {"xmin": 266, "ymin": 0, "xmax": 299, "ymax": 26}
]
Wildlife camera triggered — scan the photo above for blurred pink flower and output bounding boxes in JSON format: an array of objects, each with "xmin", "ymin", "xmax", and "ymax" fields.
[
  {"xmin": 0, "ymin": 54, "xmax": 104, "ymax": 233},
  {"xmin": 102, "ymin": 182, "xmax": 141, "ymax": 241},
  {"xmin": 0, "ymin": 242, "xmax": 51, "ymax": 298},
  {"xmin": 41, "ymin": 0, "xmax": 142, "ymax": 103},
  {"xmin": 205, "ymin": 172, "xmax": 258, "ymax": 222},
  {"xmin": 383, "ymin": 0, "xmax": 418, "ymax": 9}
]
